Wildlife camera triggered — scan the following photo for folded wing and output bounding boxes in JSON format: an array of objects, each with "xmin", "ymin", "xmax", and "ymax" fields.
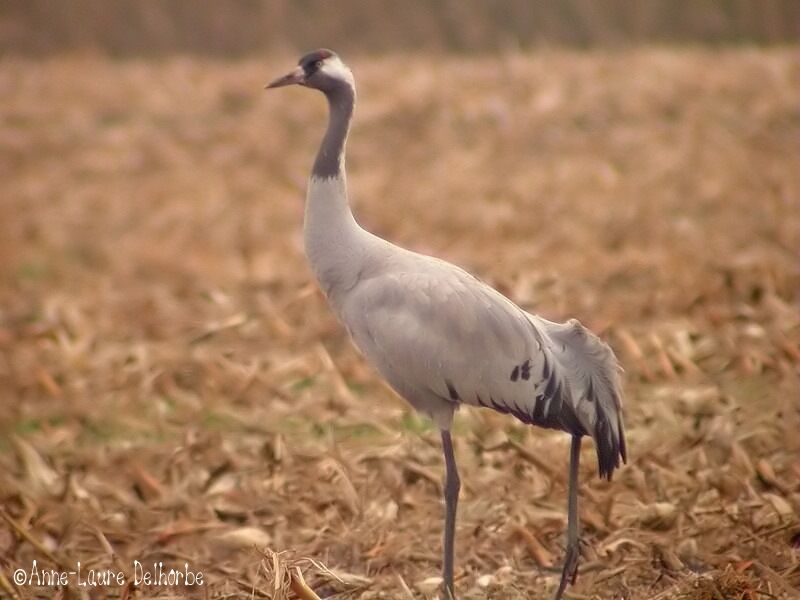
[{"xmin": 340, "ymin": 261, "xmax": 626, "ymax": 479}]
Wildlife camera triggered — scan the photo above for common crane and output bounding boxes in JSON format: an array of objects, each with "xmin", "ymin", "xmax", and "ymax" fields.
[{"xmin": 266, "ymin": 49, "xmax": 627, "ymax": 600}]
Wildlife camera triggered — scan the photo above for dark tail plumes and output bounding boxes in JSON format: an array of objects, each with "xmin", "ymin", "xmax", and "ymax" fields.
[
  {"xmin": 535, "ymin": 317, "xmax": 628, "ymax": 481},
  {"xmin": 588, "ymin": 349, "xmax": 626, "ymax": 480},
  {"xmin": 595, "ymin": 407, "xmax": 627, "ymax": 480}
]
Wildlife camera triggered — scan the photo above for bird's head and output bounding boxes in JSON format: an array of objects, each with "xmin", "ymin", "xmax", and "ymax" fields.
[{"xmin": 265, "ymin": 49, "xmax": 353, "ymax": 94}]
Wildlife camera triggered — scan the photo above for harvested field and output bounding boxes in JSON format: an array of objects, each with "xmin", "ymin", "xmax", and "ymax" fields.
[{"xmin": 0, "ymin": 48, "xmax": 798, "ymax": 599}]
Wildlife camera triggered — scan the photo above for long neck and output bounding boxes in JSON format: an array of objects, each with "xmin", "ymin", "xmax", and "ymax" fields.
[
  {"xmin": 312, "ymin": 81, "xmax": 355, "ymax": 178},
  {"xmin": 304, "ymin": 78, "xmax": 367, "ymax": 304}
]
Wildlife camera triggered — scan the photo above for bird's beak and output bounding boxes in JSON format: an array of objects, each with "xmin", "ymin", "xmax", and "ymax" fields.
[{"xmin": 265, "ymin": 66, "xmax": 305, "ymax": 89}]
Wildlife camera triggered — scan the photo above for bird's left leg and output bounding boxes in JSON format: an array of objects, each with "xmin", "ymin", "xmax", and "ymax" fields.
[
  {"xmin": 440, "ymin": 429, "xmax": 460, "ymax": 600},
  {"xmin": 554, "ymin": 435, "xmax": 582, "ymax": 600}
]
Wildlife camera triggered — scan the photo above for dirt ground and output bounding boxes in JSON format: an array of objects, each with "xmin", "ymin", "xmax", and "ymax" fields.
[{"xmin": 0, "ymin": 48, "xmax": 798, "ymax": 599}]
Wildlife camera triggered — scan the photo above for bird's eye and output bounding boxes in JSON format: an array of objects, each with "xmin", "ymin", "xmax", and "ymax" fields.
[{"xmin": 314, "ymin": 60, "xmax": 324, "ymax": 69}]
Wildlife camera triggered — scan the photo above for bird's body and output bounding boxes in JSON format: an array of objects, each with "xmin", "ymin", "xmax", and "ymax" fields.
[
  {"xmin": 333, "ymin": 239, "xmax": 625, "ymax": 475},
  {"xmin": 267, "ymin": 49, "xmax": 626, "ymax": 600}
]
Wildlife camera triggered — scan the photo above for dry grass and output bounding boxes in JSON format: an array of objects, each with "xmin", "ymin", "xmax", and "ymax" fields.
[{"xmin": 0, "ymin": 48, "xmax": 798, "ymax": 599}]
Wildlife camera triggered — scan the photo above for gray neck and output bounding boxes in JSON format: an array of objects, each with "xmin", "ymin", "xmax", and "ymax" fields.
[
  {"xmin": 304, "ymin": 77, "xmax": 370, "ymax": 306},
  {"xmin": 312, "ymin": 80, "xmax": 355, "ymax": 178}
]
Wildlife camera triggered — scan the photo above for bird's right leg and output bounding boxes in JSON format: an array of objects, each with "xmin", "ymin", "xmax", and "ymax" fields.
[
  {"xmin": 554, "ymin": 435, "xmax": 582, "ymax": 600},
  {"xmin": 440, "ymin": 429, "xmax": 460, "ymax": 600}
]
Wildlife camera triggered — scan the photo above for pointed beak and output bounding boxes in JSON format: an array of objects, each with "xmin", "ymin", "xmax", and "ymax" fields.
[{"xmin": 265, "ymin": 66, "xmax": 305, "ymax": 89}]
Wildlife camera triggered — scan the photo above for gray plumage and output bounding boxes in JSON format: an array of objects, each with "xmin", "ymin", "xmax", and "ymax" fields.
[
  {"xmin": 339, "ymin": 259, "xmax": 626, "ymax": 477},
  {"xmin": 267, "ymin": 49, "xmax": 627, "ymax": 600}
]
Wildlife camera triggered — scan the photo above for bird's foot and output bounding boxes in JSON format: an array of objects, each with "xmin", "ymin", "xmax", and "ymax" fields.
[
  {"xmin": 440, "ymin": 580, "xmax": 456, "ymax": 600},
  {"xmin": 553, "ymin": 540, "xmax": 581, "ymax": 600}
]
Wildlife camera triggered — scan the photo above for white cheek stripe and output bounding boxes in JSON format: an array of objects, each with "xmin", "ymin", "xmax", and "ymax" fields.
[{"xmin": 321, "ymin": 57, "xmax": 355, "ymax": 85}]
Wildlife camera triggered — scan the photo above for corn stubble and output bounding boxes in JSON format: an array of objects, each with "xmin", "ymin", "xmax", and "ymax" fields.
[{"xmin": 0, "ymin": 49, "xmax": 798, "ymax": 599}]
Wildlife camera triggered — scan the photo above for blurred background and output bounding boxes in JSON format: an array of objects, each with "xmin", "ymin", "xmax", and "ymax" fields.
[
  {"xmin": 2, "ymin": 0, "xmax": 800, "ymax": 54},
  {"xmin": 1, "ymin": 3, "xmax": 798, "ymax": 600}
]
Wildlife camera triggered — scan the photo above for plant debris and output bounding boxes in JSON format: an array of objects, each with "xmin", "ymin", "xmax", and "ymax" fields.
[{"xmin": 0, "ymin": 49, "xmax": 798, "ymax": 598}]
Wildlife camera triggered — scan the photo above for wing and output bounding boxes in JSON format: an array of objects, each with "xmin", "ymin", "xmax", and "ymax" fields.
[
  {"xmin": 340, "ymin": 264, "xmax": 551, "ymax": 424},
  {"xmin": 339, "ymin": 261, "xmax": 626, "ymax": 479}
]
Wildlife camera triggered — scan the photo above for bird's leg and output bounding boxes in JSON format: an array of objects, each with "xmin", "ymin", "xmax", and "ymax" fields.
[
  {"xmin": 554, "ymin": 435, "xmax": 582, "ymax": 600},
  {"xmin": 440, "ymin": 429, "xmax": 460, "ymax": 600}
]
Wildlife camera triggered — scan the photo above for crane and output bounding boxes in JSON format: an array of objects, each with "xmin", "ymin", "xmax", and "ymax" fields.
[{"xmin": 266, "ymin": 49, "xmax": 627, "ymax": 600}]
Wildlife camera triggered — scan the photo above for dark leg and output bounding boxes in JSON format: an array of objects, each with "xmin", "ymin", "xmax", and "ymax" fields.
[
  {"xmin": 554, "ymin": 435, "xmax": 582, "ymax": 600},
  {"xmin": 441, "ymin": 429, "xmax": 460, "ymax": 600}
]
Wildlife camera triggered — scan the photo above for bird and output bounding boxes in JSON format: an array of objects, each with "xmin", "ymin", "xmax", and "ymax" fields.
[{"xmin": 265, "ymin": 49, "xmax": 627, "ymax": 600}]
